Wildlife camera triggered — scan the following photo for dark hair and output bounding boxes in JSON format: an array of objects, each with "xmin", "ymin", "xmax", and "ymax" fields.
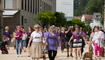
[
  {"xmin": 92, "ymin": 27, "xmax": 95, "ymax": 32},
  {"xmin": 94, "ymin": 26, "xmax": 99, "ymax": 30}
]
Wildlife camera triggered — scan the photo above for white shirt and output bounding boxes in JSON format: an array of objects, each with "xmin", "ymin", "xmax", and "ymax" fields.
[
  {"xmin": 31, "ymin": 31, "xmax": 42, "ymax": 42},
  {"xmin": 22, "ymin": 33, "xmax": 27, "ymax": 40},
  {"xmin": 92, "ymin": 31, "xmax": 104, "ymax": 43}
]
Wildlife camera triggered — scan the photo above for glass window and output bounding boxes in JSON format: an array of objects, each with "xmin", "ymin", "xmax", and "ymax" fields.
[{"xmin": 4, "ymin": 0, "xmax": 13, "ymax": 9}]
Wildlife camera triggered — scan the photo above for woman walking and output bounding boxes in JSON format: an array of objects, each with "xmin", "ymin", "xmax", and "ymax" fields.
[
  {"xmin": 28, "ymin": 24, "xmax": 43, "ymax": 60},
  {"xmin": 92, "ymin": 26, "xmax": 104, "ymax": 60},
  {"xmin": 89, "ymin": 27, "xmax": 95, "ymax": 56},
  {"xmin": 65, "ymin": 26, "xmax": 73, "ymax": 57},
  {"xmin": 26, "ymin": 26, "xmax": 33, "ymax": 57},
  {"xmin": 14, "ymin": 26, "xmax": 23, "ymax": 57},
  {"xmin": 69, "ymin": 25, "xmax": 86, "ymax": 59},
  {"xmin": 46, "ymin": 26, "xmax": 58, "ymax": 60},
  {"xmin": 60, "ymin": 27, "xmax": 66, "ymax": 52},
  {"xmin": 22, "ymin": 28, "xmax": 27, "ymax": 52},
  {"xmin": 3, "ymin": 26, "xmax": 12, "ymax": 48}
]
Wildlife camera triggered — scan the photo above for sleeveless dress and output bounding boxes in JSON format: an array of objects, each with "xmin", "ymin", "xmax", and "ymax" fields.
[{"xmin": 72, "ymin": 31, "xmax": 83, "ymax": 48}]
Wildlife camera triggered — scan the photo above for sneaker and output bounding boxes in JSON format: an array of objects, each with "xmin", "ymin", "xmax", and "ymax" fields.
[{"xmin": 17, "ymin": 55, "xmax": 19, "ymax": 57}]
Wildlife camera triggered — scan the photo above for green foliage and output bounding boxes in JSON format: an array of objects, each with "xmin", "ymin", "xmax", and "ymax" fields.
[
  {"xmin": 66, "ymin": 18, "xmax": 91, "ymax": 32},
  {"xmin": 54, "ymin": 12, "xmax": 66, "ymax": 26},
  {"xmin": 34, "ymin": 11, "xmax": 67, "ymax": 28},
  {"xmin": 84, "ymin": 0, "xmax": 104, "ymax": 14},
  {"xmin": 67, "ymin": 18, "xmax": 85, "ymax": 27},
  {"xmin": 74, "ymin": 0, "xmax": 104, "ymax": 16},
  {"xmin": 34, "ymin": 11, "xmax": 56, "ymax": 28},
  {"xmin": 74, "ymin": 0, "xmax": 88, "ymax": 16},
  {"xmin": 100, "ymin": 13, "xmax": 104, "ymax": 25}
]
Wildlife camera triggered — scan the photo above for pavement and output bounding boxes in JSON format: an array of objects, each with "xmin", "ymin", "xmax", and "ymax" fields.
[{"xmin": 0, "ymin": 44, "xmax": 105, "ymax": 60}]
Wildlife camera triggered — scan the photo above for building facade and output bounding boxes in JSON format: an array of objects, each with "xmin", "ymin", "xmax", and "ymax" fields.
[
  {"xmin": 0, "ymin": 0, "xmax": 3, "ymax": 40},
  {"xmin": 56, "ymin": 0, "xmax": 74, "ymax": 21},
  {"xmin": 2, "ymin": 0, "xmax": 56, "ymax": 32}
]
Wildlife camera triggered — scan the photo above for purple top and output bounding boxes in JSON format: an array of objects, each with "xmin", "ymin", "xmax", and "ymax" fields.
[
  {"xmin": 46, "ymin": 32, "xmax": 58, "ymax": 51},
  {"xmin": 27, "ymin": 32, "xmax": 31, "ymax": 38},
  {"xmin": 60, "ymin": 32, "xmax": 65, "ymax": 39},
  {"xmin": 3, "ymin": 31, "xmax": 11, "ymax": 38},
  {"xmin": 72, "ymin": 31, "xmax": 84, "ymax": 42},
  {"xmin": 15, "ymin": 30, "xmax": 22, "ymax": 40}
]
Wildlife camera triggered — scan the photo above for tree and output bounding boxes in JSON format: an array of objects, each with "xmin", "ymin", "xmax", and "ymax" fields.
[
  {"xmin": 84, "ymin": 0, "xmax": 104, "ymax": 14},
  {"xmin": 34, "ymin": 11, "xmax": 56, "ymax": 28},
  {"xmin": 67, "ymin": 18, "xmax": 85, "ymax": 27},
  {"xmin": 66, "ymin": 18, "xmax": 91, "ymax": 32},
  {"xmin": 54, "ymin": 12, "xmax": 66, "ymax": 26},
  {"xmin": 100, "ymin": 13, "xmax": 104, "ymax": 25},
  {"xmin": 34, "ymin": 11, "xmax": 67, "ymax": 28},
  {"xmin": 74, "ymin": 0, "xmax": 89, "ymax": 16}
]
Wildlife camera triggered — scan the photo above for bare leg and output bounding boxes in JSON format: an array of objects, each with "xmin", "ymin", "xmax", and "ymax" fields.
[{"xmin": 67, "ymin": 48, "xmax": 69, "ymax": 57}]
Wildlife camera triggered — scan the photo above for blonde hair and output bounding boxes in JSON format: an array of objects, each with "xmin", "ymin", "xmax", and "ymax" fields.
[
  {"xmin": 44, "ymin": 28, "xmax": 47, "ymax": 32},
  {"xmin": 61, "ymin": 27, "xmax": 65, "ymax": 31},
  {"xmin": 49, "ymin": 26, "xmax": 54, "ymax": 32},
  {"xmin": 5, "ymin": 26, "xmax": 9, "ymax": 30},
  {"xmin": 33, "ymin": 24, "xmax": 41, "ymax": 31}
]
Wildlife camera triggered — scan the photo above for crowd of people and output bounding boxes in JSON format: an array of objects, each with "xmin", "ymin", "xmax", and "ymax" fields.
[{"xmin": 0, "ymin": 24, "xmax": 105, "ymax": 60}]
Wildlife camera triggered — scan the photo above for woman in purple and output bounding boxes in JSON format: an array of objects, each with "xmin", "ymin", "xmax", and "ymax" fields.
[
  {"xmin": 46, "ymin": 26, "xmax": 58, "ymax": 60},
  {"xmin": 3, "ymin": 26, "xmax": 12, "ymax": 46},
  {"xmin": 14, "ymin": 26, "xmax": 23, "ymax": 57}
]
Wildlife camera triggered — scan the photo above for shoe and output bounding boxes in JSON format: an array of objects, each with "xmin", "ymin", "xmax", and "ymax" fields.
[
  {"xmin": 19, "ymin": 54, "xmax": 22, "ymax": 57},
  {"xmin": 17, "ymin": 55, "xmax": 19, "ymax": 57},
  {"xmin": 70, "ymin": 53, "xmax": 73, "ymax": 57},
  {"xmin": 67, "ymin": 55, "xmax": 69, "ymax": 57}
]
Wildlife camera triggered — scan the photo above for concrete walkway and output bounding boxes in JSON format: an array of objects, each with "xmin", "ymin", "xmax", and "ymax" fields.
[{"xmin": 0, "ymin": 45, "xmax": 105, "ymax": 60}]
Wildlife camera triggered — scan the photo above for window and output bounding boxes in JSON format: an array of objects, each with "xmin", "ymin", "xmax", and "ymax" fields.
[
  {"xmin": 21, "ymin": 0, "xmax": 24, "ymax": 10},
  {"xmin": 25, "ymin": 0, "xmax": 27, "ymax": 10},
  {"xmin": 30, "ymin": 0, "xmax": 32, "ymax": 12},
  {"xmin": 28, "ymin": 0, "xmax": 30, "ymax": 12},
  {"xmin": 33, "ymin": 0, "xmax": 34, "ymax": 13},
  {"xmin": 4, "ymin": 0, "xmax": 13, "ymax": 9}
]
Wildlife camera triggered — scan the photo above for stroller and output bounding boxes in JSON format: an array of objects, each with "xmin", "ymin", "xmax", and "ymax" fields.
[{"xmin": 0, "ymin": 41, "xmax": 8, "ymax": 54}]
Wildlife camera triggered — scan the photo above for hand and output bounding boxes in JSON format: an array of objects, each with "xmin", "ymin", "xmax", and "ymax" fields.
[{"xmin": 45, "ymin": 42, "xmax": 48, "ymax": 46}]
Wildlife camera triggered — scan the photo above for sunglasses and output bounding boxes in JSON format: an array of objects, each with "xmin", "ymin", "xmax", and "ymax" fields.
[{"xmin": 35, "ymin": 27, "xmax": 39, "ymax": 29}]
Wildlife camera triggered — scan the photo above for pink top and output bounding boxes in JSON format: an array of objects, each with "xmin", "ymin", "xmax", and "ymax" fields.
[{"xmin": 15, "ymin": 30, "xmax": 23, "ymax": 40}]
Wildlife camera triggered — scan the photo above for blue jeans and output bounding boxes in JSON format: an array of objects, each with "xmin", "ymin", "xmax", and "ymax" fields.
[
  {"xmin": 22, "ymin": 40, "xmax": 26, "ymax": 47},
  {"xmin": 16, "ymin": 40, "xmax": 22, "ymax": 55}
]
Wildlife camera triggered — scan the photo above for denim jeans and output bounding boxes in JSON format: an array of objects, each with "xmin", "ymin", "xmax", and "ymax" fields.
[
  {"xmin": 16, "ymin": 40, "xmax": 22, "ymax": 55},
  {"xmin": 22, "ymin": 40, "xmax": 26, "ymax": 47}
]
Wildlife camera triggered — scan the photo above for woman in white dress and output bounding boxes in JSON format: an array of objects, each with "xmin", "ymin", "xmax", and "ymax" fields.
[{"xmin": 28, "ymin": 24, "xmax": 43, "ymax": 60}]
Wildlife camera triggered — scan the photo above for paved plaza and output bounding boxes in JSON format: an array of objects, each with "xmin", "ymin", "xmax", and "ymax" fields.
[{"xmin": 0, "ymin": 45, "xmax": 105, "ymax": 60}]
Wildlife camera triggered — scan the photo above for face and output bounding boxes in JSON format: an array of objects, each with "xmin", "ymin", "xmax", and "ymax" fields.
[
  {"xmin": 75, "ymin": 28, "xmax": 79, "ymax": 32},
  {"xmin": 94, "ymin": 27, "xmax": 99, "ymax": 32},
  {"xmin": 17, "ymin": 26, "xmax": 21, "ymax": 30},
  {"xmin": 62, "ymin": 27, "xmax": 65, "ymax": 31},
  {"xmin": 23, "ymin": 29, "xmax": 25, "ymax": 32},
  {"xmin": 34, "ymin": 25, "xmax": 39, "ymax": 31}
]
